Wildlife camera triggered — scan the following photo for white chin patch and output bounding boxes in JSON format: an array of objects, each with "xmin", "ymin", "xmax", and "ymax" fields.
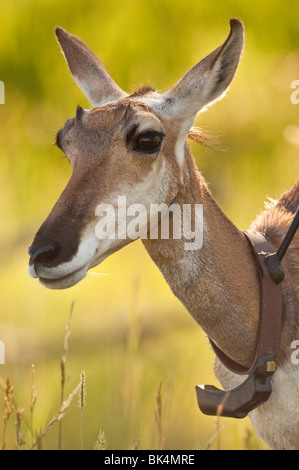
[
  {"xmin": 28, "ymin": 263, "xmax": 38, "ymax": 279},
  {"xmin": 39, "ymin": 265, "xmax": 88, "ymax": 290}
]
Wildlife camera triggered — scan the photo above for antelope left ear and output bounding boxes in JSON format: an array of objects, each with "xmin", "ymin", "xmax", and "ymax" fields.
[
  {"xmin": 161, "ymin": 19, "xmax": 244, "ymax": 133},
  {"xmin": 55, "ymin": 27, "xmax": 128, "ymax": 106}
]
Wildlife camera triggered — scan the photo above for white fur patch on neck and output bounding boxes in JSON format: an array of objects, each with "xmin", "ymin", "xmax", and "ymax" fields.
[{"xmin": 175, "ymin": 133, "xmax": 186, "ymax": 167}]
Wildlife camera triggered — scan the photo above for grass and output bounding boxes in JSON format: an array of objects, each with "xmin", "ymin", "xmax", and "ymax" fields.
[
  {"xmin": 0, "ymin": 300, "xmax": 268, "ymax": 450},
  {"xmin": 0, "ymin": 303, "xmax": 81, "ymax": 450}
]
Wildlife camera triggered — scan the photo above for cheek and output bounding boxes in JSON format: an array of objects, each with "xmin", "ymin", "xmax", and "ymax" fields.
[
  {"xmin": 93, "ymin": 150, "xmax": 171, "ymax": 222},
  {"xmin": 127, "ymin": 158, "xmax": 168, "ymax": 206}
]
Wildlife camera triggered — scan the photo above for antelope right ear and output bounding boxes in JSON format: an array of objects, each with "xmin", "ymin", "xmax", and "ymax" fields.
[
  {"xmin": 55, "ymin": 27, "xmax": 128, "ymax": 106},
  {"xmin": 161, "ymin": 19, "xmax": 244, "ymax": 134}
]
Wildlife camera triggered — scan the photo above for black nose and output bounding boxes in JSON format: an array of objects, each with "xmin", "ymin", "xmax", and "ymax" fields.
[{"xmin": 28, "ymin": 243, "xmax": 59, "ymax": 264}]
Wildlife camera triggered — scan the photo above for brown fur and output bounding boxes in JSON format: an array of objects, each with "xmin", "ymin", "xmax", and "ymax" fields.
[
  {"xmin": 251, "ymin": 181, "xmax": 299, "ymax": 348},
  {"xmin": 130, "ymin": 86, "xmax": 156, "ymax": 97}
]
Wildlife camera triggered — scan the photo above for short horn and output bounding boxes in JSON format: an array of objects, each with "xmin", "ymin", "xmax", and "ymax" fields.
[{"xmin": 76, "ymin": 104, "xmax": 87, "ymax": 121}]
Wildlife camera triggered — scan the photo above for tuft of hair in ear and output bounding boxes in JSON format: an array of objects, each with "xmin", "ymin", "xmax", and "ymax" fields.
[{"xmin": 187, "ymin": 127, "xmax": 225, "ymax": 151}]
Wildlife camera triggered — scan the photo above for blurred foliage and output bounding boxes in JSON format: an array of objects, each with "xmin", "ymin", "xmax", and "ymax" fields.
[{"xmin": 0, "ymin": 0, "xmax": 298, "ymax": 450}]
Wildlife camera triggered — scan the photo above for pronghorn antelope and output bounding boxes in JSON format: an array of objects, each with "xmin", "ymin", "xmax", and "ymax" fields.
[{"xmin": 28, "ymin": 19, "xmax": 299, "ymax": 449}]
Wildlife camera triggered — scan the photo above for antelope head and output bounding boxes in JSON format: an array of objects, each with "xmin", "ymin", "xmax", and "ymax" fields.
[{"xmin": 28, "ymin": 19, "xmax": 244, "ymax": 289}]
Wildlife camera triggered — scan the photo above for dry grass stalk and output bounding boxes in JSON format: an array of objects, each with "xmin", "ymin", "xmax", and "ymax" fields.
[
  {"xmin": 78, "ymin": 371, "xmax": 86, "ymax": 411},
  {"xmin": 15, "ymin": 407, "xmax": 25, "ymax": 449},
  {"xmin": 155, "ymin": 380, "xmax": 165, "ymax": 450},
  {"xmin": 204, "ymin": 392, "xmax": 230, "ymax": 450},
  {"xmin": 31, "ymin": 364, "xmax": 37, "ymax": 413},
  {"xmin": 58, "ymin": 299, "xmax": 75, "ymax": 449},
  {"xmin": 33, "ymin": 381, "xmax": 81, "ymax": 450},
  {"xmin": 2, "ymin": 378, "xmax": 14, "ymax": 449},
  {"xmin": 3, "ymin": 378, "xmax": 14, "ymax": 423},
  {"xmin": 93, "ymin": 429, "xmax": 107, "ymax": 450},
  {"xmin": 204, "ymin": 423, "xmax": 225, "ymax": 450},
  {"xmin": 30, "ymin": 364, "xmax": 37, "ymax": 447},
  {"xmin": 61, "ymin": 300, "xmax": 75, "ymax": 394},
  {"xmin": 79, "ymin": 370, "xmax": 86, "ymax": 450},
  {"xmin": 134, "ymin": 437, "xmax": 140, "ymax": 450}
]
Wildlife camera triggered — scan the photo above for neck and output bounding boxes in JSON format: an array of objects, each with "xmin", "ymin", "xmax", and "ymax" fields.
[{"xmin": 142, "ymin": 144, "xmax": 260, "ymax": 368}]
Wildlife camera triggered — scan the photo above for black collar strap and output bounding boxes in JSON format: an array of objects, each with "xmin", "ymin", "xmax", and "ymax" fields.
[
  {"xmin": 196, "ymin": 230, "xmax": 283, "ymax": 418},
  {"xmin": 210, "ymin": 230, "xmax": 283, "ymax": 376}
]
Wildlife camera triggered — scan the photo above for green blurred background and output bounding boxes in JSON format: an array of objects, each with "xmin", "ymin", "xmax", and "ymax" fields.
[{"xmin": 0, "ymin": 0, "xmax": 298, "ymax": 450}]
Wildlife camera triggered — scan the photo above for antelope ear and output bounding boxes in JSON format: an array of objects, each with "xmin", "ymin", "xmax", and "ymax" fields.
[
  {"xmin": 55, "ymin": 27, "xmax": 127, "ymax": 106},
  {"xmin": 162, "ymin": 19, "xmax": 244, "ymax": 133}
]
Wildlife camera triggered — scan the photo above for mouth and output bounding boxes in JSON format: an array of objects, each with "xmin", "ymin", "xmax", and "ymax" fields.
[
  {"xmin": 38, "ymin": 265, "xmax": 88, "ymax": 290},
  {"xmin": 28, "ymin": 228, "xmax": 128, "ymax": 290},
  {"xmin": 29, "ymin": 252, "xmax": 110, "ymax": 290}
]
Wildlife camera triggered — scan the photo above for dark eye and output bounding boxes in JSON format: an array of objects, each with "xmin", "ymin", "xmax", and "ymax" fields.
[{"xmin": 133, "ymin": 131, "xmax": 164, "ymax": 154}]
